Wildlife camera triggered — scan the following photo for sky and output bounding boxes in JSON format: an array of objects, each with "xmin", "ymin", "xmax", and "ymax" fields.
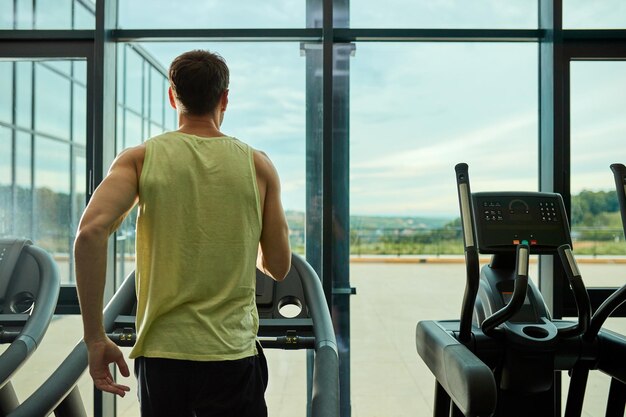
[{"xmin": 2, "ymin": 0, "xmax": 626, "ymax": 218}]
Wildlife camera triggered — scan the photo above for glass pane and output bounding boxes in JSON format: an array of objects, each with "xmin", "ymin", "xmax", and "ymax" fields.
[
  {"xmin": 35, "ymin": 64, "xmax": 71, "ymax": 140},
  {"xmin": 34, "ymin": 0, "xmax": 72, "ymax": 29},
  {"xmin": 16, "ymin": 0, "xmax": 34, "ymax": 29},
  {"xmin": 564, "ymin": 0, "xmax": 626, "ymax": 29},
  {"xmin": 0, "ymin": 1, "xmax": 14, "ymax": 29},
  {"xmin": 46, "ymin": 61, "xmax": 72, "ymax": 76},
  {"xmin": 73, "ymin": 84, "xmax": 87, "ymax": 145},
  {"xmin": 34, "ymin": 137, "xmax": 71, "ymax": 262},
  {"xmin": 73, "ymin": 0, "xmax": 95, "ymax": 29},
  {"xmin": 0, "ymin": 62, "xmax": 12, "ymax": 124},
  {"xmin": 15, "ymin": 132, "xmax": 33, "ymax": 238},
  {"xmin": 350, "ymin": 42, "xmax": 538, "ymax": 414},
  {"xmin": 351, "ymin": 0, "xmax": 537, "ymax": 29},
  {"xmin": 125, "ymin": 47, "xmax": 144, "ymax": 114},
  {"xmin": 0, "ymin": 58, "xmax": 87, "ymax": 285},
  {"xmin": 150, "ymin": 68, "xmax": 165, "ymax": 126},
  {"xmin": 16, "ymin": 61, "xmax": 33, "ymax": 129},
  {"xmin": 15, "ymin": 132, "xmax": 33, "ymax": 180},
  {"xmin": 570, "ymin": 61, "xmax": 626, "ymax": 286},
  {"xmin": 0, "ymin": 127, "xmax": 9, "ymax": 235},
  {"xmin": 73, "ymin": 153, "xmax": 86, "ymax": 255},
  {"xmin": 117, "ymin": 0, "xmax": 305, "ymax": 29},
  {"xmin": 73, "ymin": 60, "xmax": 87, "ymax": 86},
  {"xmin": 124, "ymin": 110, "xmax": 143, "ymax": 148}
]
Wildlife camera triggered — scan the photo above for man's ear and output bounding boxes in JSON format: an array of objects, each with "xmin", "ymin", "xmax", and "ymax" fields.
[
  {"xmin": 168, "ymin": 86, "xmax": 177, "ymax": 110},
  {"xmin": 221, "ymin": 89, "xmax": 229, "ymax": 112}
]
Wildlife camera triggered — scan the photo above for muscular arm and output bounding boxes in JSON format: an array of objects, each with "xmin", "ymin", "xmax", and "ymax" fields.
[
  {"xmin": 74, "ymin": 145, "xmax": 143, "ymax": 396},
  {"xmin": 254, "ymin": 151, "xmax": 291, "ymax": 281}
]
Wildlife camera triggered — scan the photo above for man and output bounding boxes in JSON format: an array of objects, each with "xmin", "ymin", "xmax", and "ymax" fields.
[{"xmin": 75, "ymin": 50, "xmax": 291, "ymax": 417}]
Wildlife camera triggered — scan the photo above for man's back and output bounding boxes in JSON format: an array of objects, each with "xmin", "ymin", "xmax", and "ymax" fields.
[{"xmin": 130, "ymin": 132, "xmax": 262, "ymax": 361}]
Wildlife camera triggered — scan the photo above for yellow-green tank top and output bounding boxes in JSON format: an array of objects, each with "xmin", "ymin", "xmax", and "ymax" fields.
[{"xmin": 129, "ymin": 132, "xmax": 262, "ymax": 361}]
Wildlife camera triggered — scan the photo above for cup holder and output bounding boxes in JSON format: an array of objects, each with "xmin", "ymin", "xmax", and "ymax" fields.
[
  {"xmin": 277, "ymin": 296, "xmax": 303, "ymax": 318},
  {"xmin": 522, "ymin": 325, "xmax": 550, "ymax": 339},
  {"xmin": 9, "ymin": 291, "xmax": 35, "ymax": 314}
]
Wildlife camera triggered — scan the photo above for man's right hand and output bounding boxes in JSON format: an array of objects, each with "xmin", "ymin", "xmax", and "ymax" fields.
[{"xmin": 86, "ymin": 337, "xmax": 131, "ymax": 397}]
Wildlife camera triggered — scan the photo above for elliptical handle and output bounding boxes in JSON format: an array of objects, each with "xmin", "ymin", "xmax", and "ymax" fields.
[
  {"xmin": 455, "ymin": 163, "xmax": 477, "ymax": 250},
  {"xmin": 455, "ymin": 163, "xmax": 480, "ymax": 343},
  {"xmin": 557, "ymin": 244, "xmax": 591, "ymax": 338},
  {"xmin": 481, "ymin": 243, "xmax": 530, "ymax": 336},
  {"xmin": 610, "ymin": 163, "xmax": 626, "ymax": 239}
]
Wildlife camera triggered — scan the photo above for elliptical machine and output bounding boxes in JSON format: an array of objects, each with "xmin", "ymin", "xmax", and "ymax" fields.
[{"xmin": 416, "ymin": 163, "xmax": 626, "ymax": 417}]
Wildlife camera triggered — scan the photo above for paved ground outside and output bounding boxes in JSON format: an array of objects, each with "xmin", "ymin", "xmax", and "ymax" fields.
[{"xmin": 3, "ymin": 260, "xmax": 625, "ymax": 416}]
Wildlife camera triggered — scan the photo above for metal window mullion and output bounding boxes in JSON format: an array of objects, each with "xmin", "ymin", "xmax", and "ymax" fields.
[
  {"xmin": 122, "ymin": 45, "xmax": 127, "ymax": 150},
  {"xmin": 147, "ymin": 66, "xmax": 151, "ymax": 136},
  {"xmin": 161, "ymin": 78, "xmax": 166, "ymax": 130},
  {"xmin": 30, "ymin": 63, "xmax": 36, "ymax": 239},
  {"xmin": 321, "ymin": 0, "xmax": 334, "ymax": 315},
  {"xmin": 10, "ymin": 62, "xmax": 17, "ymax": 236},
  {"xmin": 71, "ymin": 0, "xmax": 75, "ymax": 29},
  {"xmin": 69, "ymin": 61, "xmax": 76, "ymax": 283},
  {"xmin": 141, "ymin": 59, "xmax": 146, "ymax": 140},
  {"xmin": 94, "ymin": 0, "xmax": 118, "ymax": 415}
]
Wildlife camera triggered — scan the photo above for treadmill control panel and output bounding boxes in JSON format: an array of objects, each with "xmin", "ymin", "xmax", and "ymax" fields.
[{"xmin": 472, "ymin": 192, "xmax": 571, "ymax": 254}]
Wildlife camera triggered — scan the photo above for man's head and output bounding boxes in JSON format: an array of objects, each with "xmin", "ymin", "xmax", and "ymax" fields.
[{"xmin": 168, "ymin": 50, "xmax": 229, "ymax": 116}]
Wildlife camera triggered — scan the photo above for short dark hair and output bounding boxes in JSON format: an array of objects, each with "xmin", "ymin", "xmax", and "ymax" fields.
[{"xmin": 168, "ymin": 50, "xmax": 229, "ymax": 116}]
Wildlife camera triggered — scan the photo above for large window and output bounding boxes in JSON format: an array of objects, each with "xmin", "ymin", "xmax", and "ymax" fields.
[{"xmin": 2, "ymin": 2, "xmax": 626, "ymax": 417}]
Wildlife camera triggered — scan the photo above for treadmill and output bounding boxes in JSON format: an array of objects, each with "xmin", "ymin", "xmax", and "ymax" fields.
[
  {"xmin": 0, "ymin": 239, "xmax": 60, "ymax": 416},
  {"xmin": 8, "ymin": 253, "xmax": 339, "ymax": 417}
]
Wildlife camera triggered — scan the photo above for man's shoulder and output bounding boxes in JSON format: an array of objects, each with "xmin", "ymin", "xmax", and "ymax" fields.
[
  {"xmin": 252, "ymin": 148, "xmax": 270, "ymax": 166},
  {"xmin": 114, "ymin": 144, "xmax": 146, "ymax": 172},
  {"xmin": 252, "ymin": 149, "xmax": 278, "ymax": 180},
  {"xmin": 120, "ymin": 143, "xmax": 146, "ymax": 158}
]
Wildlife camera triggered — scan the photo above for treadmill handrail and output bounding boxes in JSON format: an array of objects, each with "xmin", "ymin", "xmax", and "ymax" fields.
[
  {"xmin": 7, "ymin": 271, "xmax": 136, "ymax": 417},
  {"xmin": 0, "ymin": 243, "xmax": 60, "ymax": 389},
  {"xmin": 291, "ymin": 253, "xmax": 340, "ymax": 417}
]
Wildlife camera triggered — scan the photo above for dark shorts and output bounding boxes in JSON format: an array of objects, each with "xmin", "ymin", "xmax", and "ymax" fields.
[{"xmin": 134, "ymin": 342, "xmax": 268, "ymax": 417}]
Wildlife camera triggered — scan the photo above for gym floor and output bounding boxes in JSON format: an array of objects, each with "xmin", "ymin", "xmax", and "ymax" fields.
[{"xmin": 4, "ymin": 260, "xmax": 626, "ymax": 417}]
